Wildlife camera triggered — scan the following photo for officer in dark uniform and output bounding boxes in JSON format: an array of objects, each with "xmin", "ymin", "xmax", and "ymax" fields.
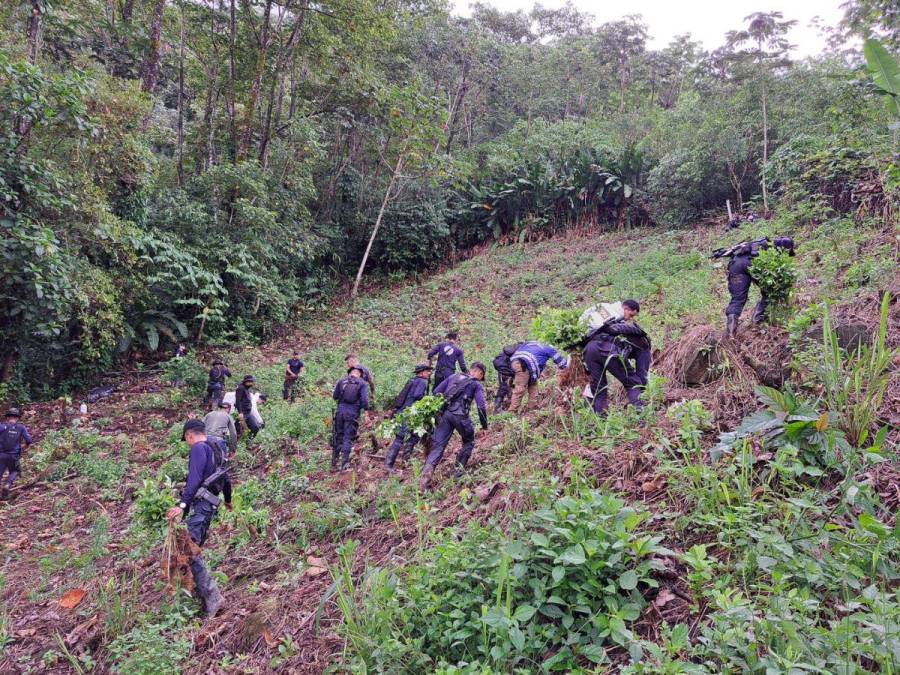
[
  {"xmin": 427, "ymin": 331, "xmax": 468, "ymax": 389},
  {"xmin": 331, "ymin": 366, "xmax": 370, "ymax": 472},
  {"xmin": 234, "ymin": 374, "xmax": 259, "ymax": 437},
  {"xmin": 582, "ymin": 301, "xmax": 647, "ymax": 415},
  {"xmin": 282, "ymin": 352, "xmax": 305, "ymax": 402},
  {"xmin": 419, "ymin": 362, "xmax": 488, "ymax": 490},
  {"xmin": 0, "ymin": 408, "xmax": 32, "ymax": 499},
  {"xmin": 492, "ymin": 342, "xmax": 522, "ymax": 412},
  {"xmin": 722, "ymin": 236, "xmax": 796, "ymax": 337},
  {"xmin": 385, "ymin": 364, "xmax": 432, "ymax": 472},
  {"xmin": 166, "ymin": 419, "xmax": 232, "ymax": 617},
  {"xmin": 206, "ymin": 360, "xmax": 231, "ymax": 410}
]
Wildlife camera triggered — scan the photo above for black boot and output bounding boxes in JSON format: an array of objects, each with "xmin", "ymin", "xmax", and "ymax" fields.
[
  {"xmin": 726, "ymin": 314, "xmax": 738, "ymax": 339},
  {"xmin": 191, "ymin": 557, "xmax": 224, "ymax": 618}
]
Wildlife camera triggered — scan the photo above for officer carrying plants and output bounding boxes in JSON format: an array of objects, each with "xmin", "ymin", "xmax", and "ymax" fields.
[
  {"xmin": 385, "ymin": 363, "xmax": 432, "ymax": 472},
  {"xmin": 419, "ymin": 362, "xmax": 489, "ymax": 490},
  {"xmin": 166, "ymin": 419, "xmax": 232, "ymax": 617}
]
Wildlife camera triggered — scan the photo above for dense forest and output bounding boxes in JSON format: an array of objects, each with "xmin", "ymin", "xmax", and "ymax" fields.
[{"xmin": 0, "ymin": 0, "xmax": 897, "ymax": 397}]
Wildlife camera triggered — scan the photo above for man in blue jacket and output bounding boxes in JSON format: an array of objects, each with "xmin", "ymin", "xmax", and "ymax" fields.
[
  {"xmin": 385, "ymin": 364, "xmax": 432, "ymax": 472},
  {"xmin": 427, "ymin": 331, "xmax": 467, "ymax": 389},
  {"xmin": 508, "ymin": 342, "xmax": 569, "ymax": 413},
  {"xmin": 582, "ymin": 300, "xmax": 647, "ymax": 415},
  {"xmin": 331, "ymin": 366, "xmax": 370, "ymax": 472},
  {"xmin": 166, "ymin": 419, "xmax": 232, "ymax": 617},
  {"xmin": 0, "ymin": 408, "xmax": 32, "ymax": 499},
  {"xmin": 419, "ymin": 363, "xmax": 489, "ymax": 490}
]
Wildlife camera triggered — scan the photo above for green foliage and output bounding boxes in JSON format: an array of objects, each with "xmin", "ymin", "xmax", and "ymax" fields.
[
  {"xmin": 863, "ymin": 38, "xmax": 900, "ymax": 117},
  {"xmin": 339, "ymin": 491, "xmax": 668, "ymax": 671},
  {"xmin": 107, "ymin": 598, "xmax": 195, "ymax": 674},
  {"xmin": 132, "ymin": 478, "xmax": 176, "ymax": 538},
  {"xmin": 529, "ymin": 308, "xmax": 585, "ymax": 350},
  {"xmin": 161, "ymin": 353, "xmax": 206, "ymax": 396},
  {"xmin": 378, "ymin": 394, "xmax": 446, "ymax": 439},
  {"xmin": 748, "ymin": 247, "xmax": 796, "ymax": 308}
]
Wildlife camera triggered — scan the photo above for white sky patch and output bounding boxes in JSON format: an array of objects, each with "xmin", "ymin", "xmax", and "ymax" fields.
[{"xmin": 452, "ymin": 0, "xmax": 846, "ymax": 57}]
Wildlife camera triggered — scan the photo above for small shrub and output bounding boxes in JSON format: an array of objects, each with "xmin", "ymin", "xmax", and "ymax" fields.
[
  {"xmin": 161, "ymin": 353, "xmax": 207, "ymax": 395},
  {"xmin": 748, "ymin": 248, "xmax": 796, "ymax": 320},
  {"xmin": 377, "ymin": 394, "xmax": 446, "ymax": 440},
  {"xmin": 132, "ymin": 478, "xmax": 176, "ymax": 537}
]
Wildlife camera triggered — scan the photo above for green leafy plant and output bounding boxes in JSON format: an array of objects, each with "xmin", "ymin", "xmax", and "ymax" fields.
[
  {"xmin": 748, "ymin": 247, "xmax": 796, "ymax": 320},
  {"xmin": 378, "ymin": 394, "xmax": 446, "ymax": 439},
  {"xmin": 132, "ymin": 478, "xmax": 177, "ymax": 537},
  {"xmin": 530, "ymin": 307, "xmax": 586, "ymax": 350}
]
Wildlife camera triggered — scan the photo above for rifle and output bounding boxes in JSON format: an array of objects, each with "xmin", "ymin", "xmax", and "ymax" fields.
[{"xmin": 711, "ymin": 237, "xmax": 770, "ymax": 260}]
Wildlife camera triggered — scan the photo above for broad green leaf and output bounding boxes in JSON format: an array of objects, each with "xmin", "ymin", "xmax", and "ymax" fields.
[
  {"xmin": 559, "ymin": 544, "xmax": 586, "ymax": 565},
  {"xmin": 619, "ymin": 570, "xmax": 638, "ymax": 590},
  {"xmin": 513, "ymin": 604, "xmax": 537, "ymax": 622},
  {"xmin": 864, "ymin": 38, "xmax": 900, "ymax": 95}
]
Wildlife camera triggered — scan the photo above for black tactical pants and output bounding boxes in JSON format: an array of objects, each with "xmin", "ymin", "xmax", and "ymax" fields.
[{"xmin": 425, "ymin": 413, "xmax": 475, "ymax": 470}]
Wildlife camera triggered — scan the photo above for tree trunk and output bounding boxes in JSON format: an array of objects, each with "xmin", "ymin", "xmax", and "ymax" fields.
[
  {"xmin": 227, "ymin": 0, "xmax": 237, "ymax": 161},
  {"xmin": 176, "ymin": 0, "xmax": 185, "ymax": 185},
  {"xmin": 26, "ymin": 0, "xmax": 42, "ymax": 64},
  {"xmin": 351, "ymin": 154, "xmax": 404, "ymax": 298},
  {"xmin": 760, "ymin": 79, "xmax": 769, "ymax": 213},
  {"xmin": 142, "ymin": 0, "xmax": 166, "ymax": 94},
  {"xmin": 237, "ymin": 0, "xmax": 273, "ymax": 161}
]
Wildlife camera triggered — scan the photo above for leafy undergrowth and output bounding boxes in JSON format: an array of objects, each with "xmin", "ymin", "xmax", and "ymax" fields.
[{"xmin": 0, "ymin": 215, "xmax": 897, "ymax": 674}]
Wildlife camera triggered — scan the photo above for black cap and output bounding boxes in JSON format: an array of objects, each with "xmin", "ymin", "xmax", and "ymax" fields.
[
  {"xmin": 414, "ymin": 363, "xmax": 433, "ymax": 374},
  {"xmin": 347, "ymin": 366, "xmax": 362, "ymax": 375},
  {"xmin": 242, "ymin": 374, "xmax": 255, "ymax": 383},
  {"xmin": 446, "ymin": 331, "xmax": 459, "ymax": 340},
  {"xmin": 212, "ymin": 359, "xmax": 223, "ymax": 366},
  {"xmin": 218, "ymin": 400, "xmax": 232, "ymax": 409},
  {"xmin": 774, "ymin": 236, "xmax": 796, "ymax": 256},
  {"xmin": 182, "ymin": 419, "xmax": 205, "ymax": 440},
  {"xmin": 5, "ymin": 407, "xmax": 21, "ymax": 418}
]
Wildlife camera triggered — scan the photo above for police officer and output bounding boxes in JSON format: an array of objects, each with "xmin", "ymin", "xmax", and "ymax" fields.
[
  {"xmin": 234, "ymin": 374, "xmax": 260, "ymax": 438},
  {"xmin": 508, "ymin": 342, "xmax": 569, "ymax": 413},
  {"xmin": 166, "ymin": 419, "xmax": 232, "ymax": 617},
  {"xmin": 419, "ymin": 362, "xmax": 489, "ymax": 490},
  {"xmin": 492, "ymin": 342, "xmax": 522, "ymax": 412},
  {"xmin": 344, "ymin": 354, "xmax": 375, "ymax": 394},
  {"xmin": 331, "ymin": 366, "xmax": 370, "ymax": 472},
  {"xmin": 619, "ymin": 300, "xmax": 652, "ymax": 389},
  {"xmin": 723, "ymin": 236, "xmax": 796, "ymax": 337},
  {"xmin": 427, "ymin": 331, "xmax": 468, "ymax": 389},
  {"xmin": 385, "ymin": 364, "xmax": 432, "ymax": 472},
  {"xmin": 0, "ymin": 408, "xmax": 32, "ymax": 499},
  {"xmin": 206, "ymin": 360, "xmax": 231, "ymax": 410},
  {"xmin": 282, "ymin": 351, "xmax": 305, "ymax": 402},
  {"xmin": 203, "ymin": 401, "xmax": 238, "ymax": 455},
  {"xmin": 582, "ymin": 301, "xmax": 647, "ymax": 415}
]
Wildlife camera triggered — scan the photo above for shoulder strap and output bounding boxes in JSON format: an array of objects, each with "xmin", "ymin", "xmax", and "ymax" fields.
[{"xmin": 443, "ymin": 374, "xmax": 471, "ymax": 404}]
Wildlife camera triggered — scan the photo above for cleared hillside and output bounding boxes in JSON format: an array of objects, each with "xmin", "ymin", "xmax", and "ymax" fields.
[{"xmin": 0, "ymin": 215, "xmax": 897, "ymax": 674}]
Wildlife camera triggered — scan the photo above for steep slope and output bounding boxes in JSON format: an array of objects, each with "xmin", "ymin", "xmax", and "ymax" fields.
[{"xmin": 0, "ymin": 216, "xmax": 897, "ymax": 673}]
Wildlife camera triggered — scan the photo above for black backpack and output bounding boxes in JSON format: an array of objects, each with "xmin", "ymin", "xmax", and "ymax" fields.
[
  {"xmin": 493, "ymin": 343, "xmax": 521, "ymax": 371},
  {"xmin": 209, "ymin": 365, "xmax": 226, "ymax": 384},
  {"xmin": 441, "ymin": 374, "xmax": 472, "ymax": 411},
  {"xmin": 203, "ymin": 438, "xmax": 229, "ymax": 494},
  {"xmin": 339, "ymin": 378, "xmax": 362, "ymax": 404},
  {"xmin": 0, "ymin": 424, "xmax": 23, "ymax": 454}
]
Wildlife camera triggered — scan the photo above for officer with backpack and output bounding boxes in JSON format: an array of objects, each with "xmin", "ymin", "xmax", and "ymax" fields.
[
  {"xmin": 582, "ymin": 300, "xmax": 647, "ymax": 415},
  {"xmin": 203, "ymin": 401, "xmax": 238, "ymax": 454},
  {"xmin": 714, "ymin": 236, "xmax": 796, "ymax": 337},
  {"xmin": 419, "ymin": 362, "xmax": 489, "ymax": 490},
  {"xmin": 206, "ymin": 360, "xmax": 231, "ymax": 410},
  {"xmin": 492, "ymin": 342, "xmax": 522, "ymax": 412},
  {"xmin": 508, "ymin": 342, "xmax": 569, "ymax": 413},
  {"xmin": 166, "ymin": 419, "xmax": 232, "ymax": 618},
  {"xmin": 427, "ymin": 331, "xmax": 468, "ymax": 389},
  {"xmin": 282, "ymin": 352, "xmax": 305, "ymax": 402},
  {"xmin": 385, "ymin": 364, "xmax": 432, "ymax": 472},
  {"xmin": 331, "ymin": 366, "xmax": 370, "ymax": 472},
  {"xmin": 345, "ymin": 354, "xmax": 375, "ymax": 395},
  {"xmin": 0, "ymin": 408, "xmax": 32, "ymax": 499}
]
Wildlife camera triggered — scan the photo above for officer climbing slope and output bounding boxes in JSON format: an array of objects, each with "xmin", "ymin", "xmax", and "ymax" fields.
[
  {"xmin": 508, "ymin": 341, "xmax": 568, "ymax": 413},
  {"xmin": 581, "ymin": 300, "xmax": 647, "ymax": 415},
  {"xmin": 0, "ymin": 408, "xmax": 32, "ymax": 500},
  {"xmin": 419, "ymin": 362, "xmax": 489, "ymax": 491},
  {"xmin": 205, "ymin": 360, "xmax": 231, "ymax": 410},
  {"xmin": 492, "ymin": 341, "xmax": 523, "ymax": 412},
  {"xmin": 427, "ymin": 331, "xmax": 468, "ymax": 389},
  {"xmin": 713, "ymin": 236, "xmax": 796, "ymax": 338},
  {"xmin": 203, "ymin": 401, "xmax": 238, "ymax": 455},
  {"xmin": 166, "ymin": 419, "xmax": 233, "ymax": 618},
  {"xmin": 331, "ymin": 366, "xmax": 370, "ymax": 472},
  {"xmin": 385, "ymin": 364, "xmax": 433, "ymax": 472}
]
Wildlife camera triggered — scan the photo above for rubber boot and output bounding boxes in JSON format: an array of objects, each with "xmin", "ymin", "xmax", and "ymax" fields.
[
  {"xmin": 191, "ymin": 557, "xmax": 224, "ymax": 618},
  {"xmin": 726, "ymin": 314, "xmax": 738, "ymax": 339},
  {"xmin": 418, "ymin": 464, "xmax": 435, "ymax": 491}
]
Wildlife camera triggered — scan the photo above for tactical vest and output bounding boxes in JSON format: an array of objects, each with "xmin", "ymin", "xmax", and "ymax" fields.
[{"xmin": 0, "ymin": 424, "xmax": 24, "ymax": 455}]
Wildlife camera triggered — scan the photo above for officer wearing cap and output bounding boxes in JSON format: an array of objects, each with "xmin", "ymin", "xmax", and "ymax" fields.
[
  {"xmin": 385, "ymin": 363, "xmax": 433, "ymax": 472},
  {"xmin": 419, "ymin": 362, "xmax": 489, "ymax": 490},
  {"xmin": 166, "ymin": 419, "xmax": 232, "ymax": 617},
  {"xmin": 234, "ymin": 374, "xmax": 260, "ymax": 437},
  {"xmin": 331, "ymin": 366, "xmax": 370, "ymax": 472},
  {"xmin": 205, "ymin": 359, "xmax": 231, "ymax": 410},
  {"xmin": 0, "ymin": 408, "xmax": 32, "ymax": 499}
]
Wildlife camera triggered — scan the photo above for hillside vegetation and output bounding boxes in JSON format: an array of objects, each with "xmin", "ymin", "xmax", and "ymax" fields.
[{"xmin": 0, "ymin": 210, "xmax": 897, "ymax": 673}]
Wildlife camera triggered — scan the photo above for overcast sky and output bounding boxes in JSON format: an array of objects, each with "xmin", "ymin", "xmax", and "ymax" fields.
[{"xmin": 452, "ymin": 0, "xmax": 846, "ymax": 57}]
